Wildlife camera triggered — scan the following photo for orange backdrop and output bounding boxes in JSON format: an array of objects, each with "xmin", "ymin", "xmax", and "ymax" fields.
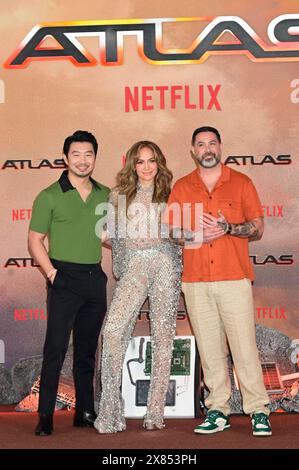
[{"xmin": 0, "ymin": 1, "xmax": 298, "ymax": 375}]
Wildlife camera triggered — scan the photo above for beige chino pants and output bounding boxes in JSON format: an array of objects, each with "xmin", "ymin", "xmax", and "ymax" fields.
[{"xmin": 182, "ymin": 279, "xmax": 270, "ymax": 416}]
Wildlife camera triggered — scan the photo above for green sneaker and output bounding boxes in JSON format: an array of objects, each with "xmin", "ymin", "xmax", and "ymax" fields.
[
  {"xmin": 251, "ymin": 412, "xmax": 272, "ymax": 436},
  {"xmin": 194, "ymin": 410, "xmax": 230, "ymax": 434}
]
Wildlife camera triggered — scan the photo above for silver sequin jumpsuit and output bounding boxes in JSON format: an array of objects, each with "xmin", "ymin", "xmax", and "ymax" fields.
[{"xmin": 94, "ymin": 186, "xmax": 181, "ymax": 433}]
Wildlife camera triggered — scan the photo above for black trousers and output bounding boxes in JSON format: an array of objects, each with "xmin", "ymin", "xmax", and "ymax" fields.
[{"xmin": 38, "ymin": 259, "xmax": 107, "ymax": 414}]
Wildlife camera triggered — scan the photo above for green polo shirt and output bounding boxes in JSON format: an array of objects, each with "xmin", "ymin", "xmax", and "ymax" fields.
[{"xmin": 29, "ymin": 170, "xmax": 110, "ymax": 264}]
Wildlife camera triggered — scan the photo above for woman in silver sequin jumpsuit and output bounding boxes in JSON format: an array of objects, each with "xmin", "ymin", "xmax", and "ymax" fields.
[{"xmin": 94, "ymin": 141, "xmax": 181, "ymax": 433}]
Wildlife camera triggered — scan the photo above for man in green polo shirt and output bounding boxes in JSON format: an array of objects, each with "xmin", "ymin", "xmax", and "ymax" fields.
[{"xmin": 28, "ymin": 130, "xmax": 109, "ymax": 436}]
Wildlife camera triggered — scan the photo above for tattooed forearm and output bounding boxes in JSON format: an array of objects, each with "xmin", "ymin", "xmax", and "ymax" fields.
[
  {"xmin": 217, "ymin": 216, "xmax": 263, "ymax": 240},
  {"xmin": 231, "ymin": 221, "xmax": 258, "ymax": 237}
]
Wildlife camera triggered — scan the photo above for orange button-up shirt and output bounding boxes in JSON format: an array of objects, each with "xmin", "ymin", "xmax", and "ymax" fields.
[{"xmin": 167, "ymin": 164, "xmax": 263, "ymax": 282}]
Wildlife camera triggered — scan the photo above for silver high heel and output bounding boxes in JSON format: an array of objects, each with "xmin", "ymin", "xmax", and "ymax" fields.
[{"xmin": 143, "ymin": 417, "xmax": 165, "ymax": 430}]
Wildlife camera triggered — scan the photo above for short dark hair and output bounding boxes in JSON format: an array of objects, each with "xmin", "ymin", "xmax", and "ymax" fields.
[
  {"xmin": 191, "ymin": 126, "xmax": 221, "ymax": 145},
  {"xmin": 63, "ymin": 130, "xmax": 98, "ymax": 157}
]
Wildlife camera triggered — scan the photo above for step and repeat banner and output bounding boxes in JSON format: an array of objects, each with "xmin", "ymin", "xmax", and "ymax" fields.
[{"xmin": 0, "ymin": 1, "xmax": 298, "ymax": 410}]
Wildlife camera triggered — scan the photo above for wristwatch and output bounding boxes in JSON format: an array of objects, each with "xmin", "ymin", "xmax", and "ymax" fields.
[{"xmin": 226, "ymin": 223, "xmax": 232, "ymax": 234}]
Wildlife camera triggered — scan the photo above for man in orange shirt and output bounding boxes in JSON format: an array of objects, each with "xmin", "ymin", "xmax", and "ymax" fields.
[{"xmin": 168, "ymin": 126, "xmax": 271, "ymax": 436}]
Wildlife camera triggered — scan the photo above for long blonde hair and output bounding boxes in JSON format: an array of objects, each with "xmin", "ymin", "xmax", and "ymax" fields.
[{"xmin": 116, "ymin": 141, "xmax": 173, "ymax": 212}]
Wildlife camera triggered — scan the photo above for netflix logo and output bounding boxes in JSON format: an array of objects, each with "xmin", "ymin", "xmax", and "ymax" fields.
[
  {"xmin": 256, "ymin": 307, "xmax": 287, "ymax": 320},
  {"xmin": 14, "ymin": 308, "xmax": 47, "ymax": 321},
  {"xmin": 262, "ymin": 205, "xmax": 284, "ymax": 217},
  {"xmin": 124, "ymin": 84, "xmax": 222, "ymax": 112},
  {"xmin": 12, "ymin": 209, "xmax": 32, "ymax": 221}
]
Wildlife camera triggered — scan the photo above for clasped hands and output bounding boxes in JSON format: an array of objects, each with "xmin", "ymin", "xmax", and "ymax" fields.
[{"xmin": 186, "ymin": 210, "xmax": 228, "ymax": 244}]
